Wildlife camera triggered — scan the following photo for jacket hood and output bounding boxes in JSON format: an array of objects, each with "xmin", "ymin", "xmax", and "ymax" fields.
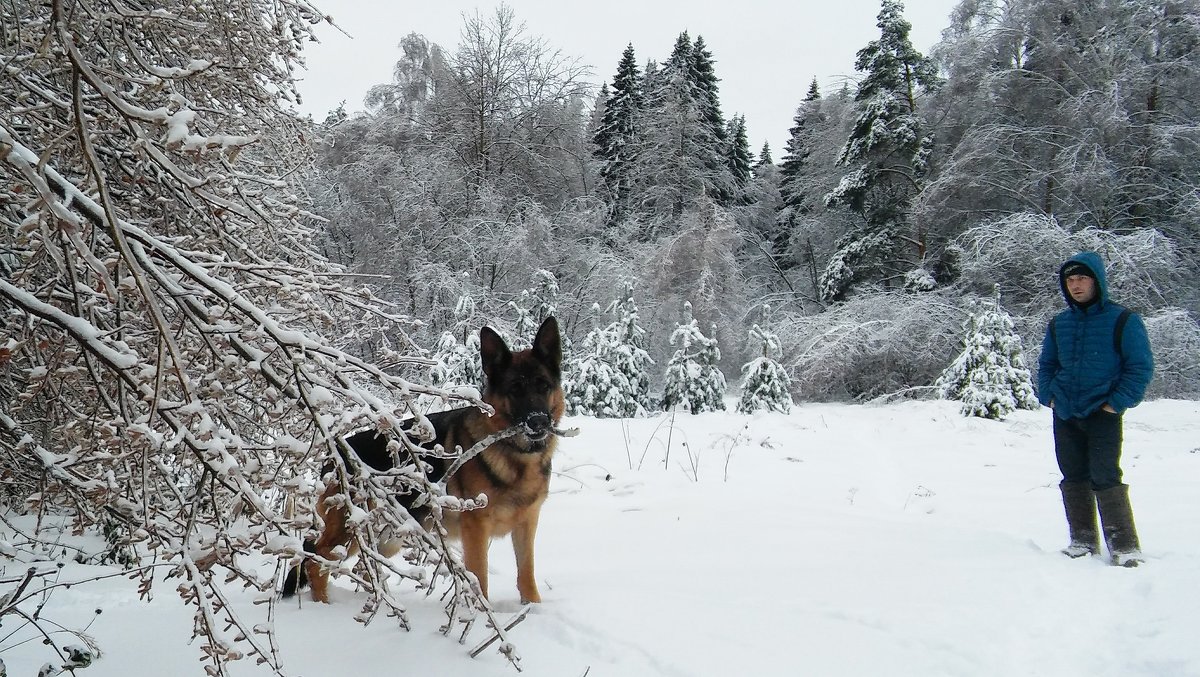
[{"xmin": 1058, "ymin": 251, "xmax": 1109, "ymax": 308}]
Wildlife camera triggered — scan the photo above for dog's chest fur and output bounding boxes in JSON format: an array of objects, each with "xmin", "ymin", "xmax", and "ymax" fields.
[{"xmin": 439, "ymin": 414, "xmax": 556, "ymax": 538}]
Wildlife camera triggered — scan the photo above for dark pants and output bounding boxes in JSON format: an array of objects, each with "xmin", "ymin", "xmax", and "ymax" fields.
[{"xmin": 1053, "ymin": 410, "xmax": 1124, "ymax": 490}]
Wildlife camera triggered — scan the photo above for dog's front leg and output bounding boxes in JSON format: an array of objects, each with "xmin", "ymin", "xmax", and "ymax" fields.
[
  {"xmin": 460, "ymin": 513, "xmax": 491, "ymax": 600},
  {"xmin": 511, "ymin": 512, "xmax": 541, "ymax": 603},
  {"xmin": 307, "ymin": 493, "xmax": 351, "ymax": 604}
]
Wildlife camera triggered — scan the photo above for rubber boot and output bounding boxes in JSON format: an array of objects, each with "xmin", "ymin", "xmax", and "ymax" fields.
[
  {"xmin": 1059, "ymin": 481, "xmax": 1100, "ymax": 558},
  {"xmin": 1095, "ymin": 484, "xmax": 1143, "ymax": 567}
]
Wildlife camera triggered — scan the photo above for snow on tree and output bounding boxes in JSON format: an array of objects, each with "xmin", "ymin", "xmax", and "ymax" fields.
[
  {"xmin": 607, "ymin": 281, "xmax": 656, "ymax": 414},
  {"xmin": 662, "ymin": 302, "xmax": 727, "ymax": 414},
  {"xmin": 936, "ymin": 288, "xmax": 1039, "ymax": 420},
  {"xmin": 725, "ymin": 114, "xmax": 754, "ymax": 202},
  {"xmin": 594, "ymin": 43, "xmax": 643, "ymax": 225},
  {"xmin": 566, "ymin": 282, "xmax": 655, "ymax": 417},
  {"xmin": 529, "ymin": 269, "xmax": 560, "ymax": 325},
  {"xmin": 756, "ymin": 141, "xmax": 774, "ymax": 170},
  {"xmin": 904, "ymin": 266, "xmax": 937, "ymax": 292},
  {"xmin": 567, "ymin": 305, "xmax": 637, "ymax": 417},
  {"xmin": 428, "ymin": 294, "xmax": 485, "ymax": 401},
  {"xmin": 507, "ymin": 269, "xmax": 559, "ymax": 350},
  {"xmin": 737, "ymin": 306, "xmax": 793, "ymax": 414},
  {"xmin": 822, "ymin": 0, "xmax": 942, "ymax": 301},
  {"xmin": 629, "ymin": 32, "xmax": 734, "ymax": 229},
  {"xmin": 0, "ymin": 1, "xmax": 521, "ymax": 673},
  {"xmin": 778, "ymin": 78, "xmax": 823, "ymax": 227}
]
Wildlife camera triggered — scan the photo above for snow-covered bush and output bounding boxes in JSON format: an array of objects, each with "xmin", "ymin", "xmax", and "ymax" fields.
[
  {"xmin": 662, "ymin": 303, "xmax": 727, "ymax": 414},
  {"xmin": 953, "ymin": 214, "xmax": 1187, "ymax": 315},
  {"xmin": 780, "ymin": 290, "xmax": 963, "ymax": 401},
  {"xmin": 936, "ymin": 292, "xmax": 1038, "ymax": 419},
  {"xmin": 567, "ymin": 286, "xmax": 655, "ymax": 417},
  {"xmin": 1144, "ymin": 308, "xmax": 1200, "ymax": 399},
  {"xmin": 737, "ymin": 310, "xmax": 792, "ymax": 414}
]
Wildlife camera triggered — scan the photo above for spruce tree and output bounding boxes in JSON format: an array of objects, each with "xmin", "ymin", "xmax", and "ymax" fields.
[
  {"xmin": 773, "ymin": 78, "xmax": 824, "ymax": 269},
  {"xmin": 936, "ymin": 290, "xmax": 1039, "ymax": 420},
  {"xmin": 725, "ymin": 114, "xmax": 754, "ymax": 203},
  {"xmin": 690, "ymin": 36, "xmax": 733, "ymax": 205},
  {"xmin": 594, "ymin": 44, "xmax": 642, "ymax": 225},
  {"xmin": 737, "ymin": 307, "xmax": 793, "ymax": 414},
  {"xmin": 430, "ymin": 294, "xmax": 484, "ymax": 393},
  {"xmin": 755, "ymin": 141, "xmax": 773, "ymax": 171},
  {"xmin": 566, "ymin": 305, "xmax": 634, "ymax": 417},
  {"xmin": 779, "ymin": 78, "xmax": 821, "ymax": 214},
  {"xmin": 821, "ymin": 0, "xmax": 942, "ymax": 302},
  {"xmin": 566, "ymin": 283, "xmax": 654, "ymax": 417},
  {"xmin": 591, "ymin": 81, "xmax": 611, "ymax": 151},
  {"xmin": 529, "ymin": 269, "xmax": 559, "ymax": 324},
  {"xmin": 508, "ymin": 292, "xmax": 538, "ymax": 350},
  {"xmin": 430, "ymin": 330, "xmax": 484, "ymax": 395},
  {"xmin": 662, "ymin": 302, "xmax": 727, "ymax": 413},
  {"xmin": 628, "ymin": 32, "xmax": 733, "ymax": 227},
  {"xmin": 507, "ymin": 269, "xmax": 560, "ymax": 350},
  {"xmin": 608, "ymin": 281, "xmax": 655, "ymax": 414}
]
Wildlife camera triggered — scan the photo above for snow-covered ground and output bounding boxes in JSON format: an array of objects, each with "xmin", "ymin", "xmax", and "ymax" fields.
[{"xmin": 5, "ymin": 399, "xmax": 1199, "ymax": 677}]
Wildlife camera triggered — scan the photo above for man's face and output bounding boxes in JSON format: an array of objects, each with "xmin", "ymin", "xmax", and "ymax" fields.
[{"xmin": 1065, "ymin": 274, "xmax": 1097, "ymax": 304}]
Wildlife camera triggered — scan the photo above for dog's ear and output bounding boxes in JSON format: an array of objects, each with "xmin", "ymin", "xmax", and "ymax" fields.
[
  {"xmin": 479, "ymin": 326, "xmax": 512, "ymax": 383},
  {"xmin": 532, "ymin": 316, "xmax": 562, "ymax": 370}
]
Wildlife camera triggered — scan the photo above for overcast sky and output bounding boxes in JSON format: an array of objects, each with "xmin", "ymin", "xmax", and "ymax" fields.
[{"xmin": 294, "ymin": 0, "xmax": 961, "ymax": 156}]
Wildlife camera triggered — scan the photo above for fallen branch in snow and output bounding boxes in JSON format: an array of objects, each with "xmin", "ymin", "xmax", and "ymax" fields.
[
  {"xmin": 470, "ymin": 604, "xmax": 533, "ymax": 661},
  {"xmin": 0, "ymin": 561, "xmax": 112, "ymax": 675}
]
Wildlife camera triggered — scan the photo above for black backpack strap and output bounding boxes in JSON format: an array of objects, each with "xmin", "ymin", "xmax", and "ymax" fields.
[{"xmin": 1113, "ymin": 308, "xmax": 1132, "ymax": 359}]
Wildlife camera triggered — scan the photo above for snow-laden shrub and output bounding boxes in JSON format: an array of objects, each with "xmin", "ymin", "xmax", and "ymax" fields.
[
  {"xmin": 780, "ymin": 290, "xmax": 963, "ymax": 401},
  {"xmin": 662, "ymin": 302, "xmax": 726, "ymax": 414},
  {"xmin": 936, "ymin": 293, "xmax": 1038, "ymax": 419},
  {"xmin": 737, "ymin": 322, "xmax": 793, "ymax": 414},
  {"xmin": 565, "ymin": 285, "xmax": 655, "ymax": 418},
  {"xmin": 1144, "ymin": 308, "xmax": 1200, "ymax": 399}
]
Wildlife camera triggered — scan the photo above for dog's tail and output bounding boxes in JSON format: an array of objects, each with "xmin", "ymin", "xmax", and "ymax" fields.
[{"xmin": 280, "ymin": 540, "xmax": 316, "ymax": 598}]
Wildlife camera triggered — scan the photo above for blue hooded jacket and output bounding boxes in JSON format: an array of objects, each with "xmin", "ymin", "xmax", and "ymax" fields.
[{"xmin": 1036, "ymin": 251, "xmax": 1154, "ymax": 419}]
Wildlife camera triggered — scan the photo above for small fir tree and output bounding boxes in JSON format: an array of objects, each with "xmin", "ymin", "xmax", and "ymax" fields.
[
  {"xmin": 430, "ymin": 331, "xmax": 484, "ymax": 395},
  {"xmin": 428, "ymin": 294, "xmax": 485, "ymax": 401},
  {"xmin": 566, "ymin": 283, "xmax": 655, "ymax": 418},
  {"xmin": 567, "ymin": 304, "xmax": 638, "ymax": 417},
  {"xmin": 737, "ymin": 306, "xmax": 793, "ymax": 414},
  {"xmin": 662, "ymin": 302, "xmax": 727, "ymax": 413},
  {"xmin": 936, "ymin": 289, "xmax": 1039, "ymax": 420},
  {"xmin": 608, "ymin": 280, "xmax": 655, "ymax": 414},
  {"xmin": 529, "ymin": 269, "xmax": 559, "ymax": 325},
  {"xmin": 755, "ymin": 141, "xmax": 773, "ymax": 170},
  {"xmin": 508, "ymin": 270, "xmax": 560, "ymax": 351}
]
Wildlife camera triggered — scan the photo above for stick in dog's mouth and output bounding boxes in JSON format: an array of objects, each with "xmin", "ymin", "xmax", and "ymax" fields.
[{"xmin": 440, "ymin": 424, "xmax": 580, "ymax": 485}]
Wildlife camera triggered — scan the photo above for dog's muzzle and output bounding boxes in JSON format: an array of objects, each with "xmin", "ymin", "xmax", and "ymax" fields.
[{"xmin": 521, "ymin": 413, "xmax": 552, "ymax": 442}]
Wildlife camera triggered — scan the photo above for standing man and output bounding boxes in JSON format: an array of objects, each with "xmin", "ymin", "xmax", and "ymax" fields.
[{"xmin": 1037, "ymin": 251, "xmax": 1154, "ymax": 567}]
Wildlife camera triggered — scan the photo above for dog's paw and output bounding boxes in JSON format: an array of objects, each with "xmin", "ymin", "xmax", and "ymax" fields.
[{"xmin": 490, "ymin": 598, "xmax": 529, "ymax": 614}]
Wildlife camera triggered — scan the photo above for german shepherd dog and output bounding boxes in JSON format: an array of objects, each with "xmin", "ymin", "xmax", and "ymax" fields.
[{"xmin": 281, "ymin": 317, "xmax": 564, "ymax": 604}]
